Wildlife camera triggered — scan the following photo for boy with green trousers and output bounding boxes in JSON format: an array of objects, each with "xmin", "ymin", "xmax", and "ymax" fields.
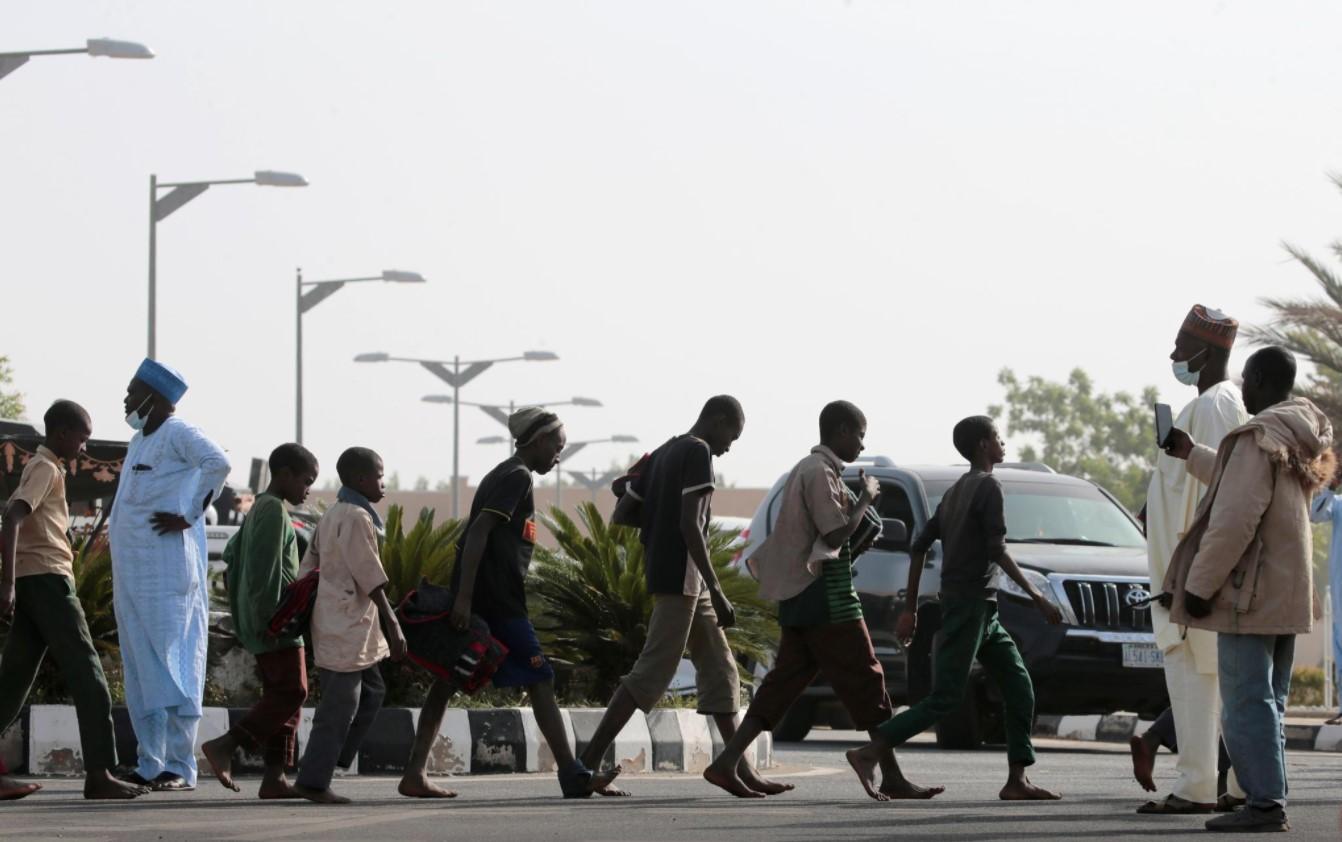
[
  {"xmin": 202, "ymin": 443, "xmax": 320, "ymax": 798},
  {"xmin": 846, "ymin": 415, "xmax": 1062, "ymax": 802},
  {"xmin": 0, "ymin": 400, "xmax": 147, "ymax": 800}
]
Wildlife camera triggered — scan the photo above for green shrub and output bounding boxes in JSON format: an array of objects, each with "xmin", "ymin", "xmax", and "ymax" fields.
[
  {"xmin": 528, "ymin": 502, "xmax": 777, "ymax": 703},
  {"xmin": 1289, "ymin": 666, "xmax": 1325, "ymax": 708}
]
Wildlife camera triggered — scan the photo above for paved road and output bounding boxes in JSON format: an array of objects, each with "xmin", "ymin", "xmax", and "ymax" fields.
[{"xmin": 4, "ymin": 731, "xmax": 1340, "ymax": 841}]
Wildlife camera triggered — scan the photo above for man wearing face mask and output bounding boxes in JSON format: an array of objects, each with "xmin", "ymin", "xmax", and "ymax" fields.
[
  {"xmin": 109, "ymin": 359, "xmax": 230, "ymax": 792},
  {"xmin": 1131, "ymin": 306, "xmax": 1248, "ymax": 815}
]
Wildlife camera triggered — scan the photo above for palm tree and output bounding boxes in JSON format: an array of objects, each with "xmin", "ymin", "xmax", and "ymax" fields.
[
  {"xmin": 379, "ymin": 504, "xmax": 464, "ymax": 607},
  {"xmin": 529, "ymin": 502, "xmax": 778, "ymax": 702},
  {"xmin": 1248, "ymin": 174, "xmax": 1342, "ymax": 428}
]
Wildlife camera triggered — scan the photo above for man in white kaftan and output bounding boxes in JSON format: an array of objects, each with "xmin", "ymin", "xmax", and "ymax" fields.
[
  {"xmin": 109, "ymin": 359, "xmax": 230, "ymax": 790},
  {"xmin": 1135, "ymin": 306, "xmax": 1247, "ymax": 814}
]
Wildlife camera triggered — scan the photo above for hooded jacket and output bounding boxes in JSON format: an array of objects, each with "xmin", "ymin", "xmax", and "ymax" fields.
[{"xmin": 1164, "ymin": 397, "xmax": 1334, "ymax": 636}]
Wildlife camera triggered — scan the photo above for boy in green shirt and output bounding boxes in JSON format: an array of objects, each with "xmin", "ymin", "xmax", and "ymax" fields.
[{"xmin": 201, "ymin": 444, "xmax": 318, "ymax": 798}]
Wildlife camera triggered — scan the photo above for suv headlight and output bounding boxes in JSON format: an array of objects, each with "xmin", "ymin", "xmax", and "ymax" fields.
[{"xmin": 997, "ymin": 568, "xmax": 1070, "ymax": 621}]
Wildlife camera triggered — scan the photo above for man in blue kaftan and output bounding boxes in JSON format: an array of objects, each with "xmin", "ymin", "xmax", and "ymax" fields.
[{"xmin": 109, "ymin": 359, "xmax": 230, "ymax": 790}]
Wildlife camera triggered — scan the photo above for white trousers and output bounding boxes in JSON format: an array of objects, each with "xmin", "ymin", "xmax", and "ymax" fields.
[
  {"xmin": 132, "ymin": 705, "xmax": 201, "ymax": 786},
  {"xmin": 1163, "ymin": 643, "xmax": 1242, "ymax": 803}
]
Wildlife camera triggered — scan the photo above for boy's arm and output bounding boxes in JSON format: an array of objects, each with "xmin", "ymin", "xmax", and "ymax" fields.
[
  {"xmin": 154, "ymin": 424, "xmax": 232, "ymax": 534},
  {"xmin": 820, "ymin": 470, "xmax": 879, "ymax": 550},
  {"xmin": 681, "ymin": 489, "xmax": 733, "ymax": 628},
  {"xmin": 450, "ymin": 512, "xmax": 505, "ymax": 629},
  {"xmin": 998, "ymin": 551, "xmax": 1062, "ymax": 624},
  {"xmin": 0, "ymin": 501, "xmax": 33, "ymax": 620},
  {"xmin": 981, "ymin": 480, "xmax": 1061, "ymax": 624},
  {"xmin": 371, "ymin": 585, "xmax": 406, "ymax": 661},
  {"xmin": 895, "ymin": 510, "xmax": 939, "ymax": 644},
  {"xmin": 241, "ymin": 502, "xmax": 289, "ymax": 621}
]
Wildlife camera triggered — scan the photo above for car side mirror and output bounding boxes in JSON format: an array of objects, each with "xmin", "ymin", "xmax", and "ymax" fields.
[{"xmin": 873, "ymin": 518, "xmax": 909, "ymax": 552}]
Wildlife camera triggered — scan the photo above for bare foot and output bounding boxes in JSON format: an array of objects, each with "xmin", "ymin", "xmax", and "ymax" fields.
[
  {"xmin": 294, "ymin": 785, "xmax": 351, "ymax": 804},
  {"xmin": 83, "ymin": 773, "xmax": 148, "ymax": 800},
  {"xmin": 1129, "ymin": 736, "xmax": 1156, "ymax": 793},
  {"xmin": 737, "ymin": 763, "xmax": 794, "ymax": 796},
  {"xmin": 258, "ymin": 778, "xmax": 306, "ymax": 800},
  {"xmin": 591, "ymin": 766, "xmax": 630, "ymax": 797},
  {"xmin": 1000, "ymin": 778, "xmax": 1061, "ymax": 801},
  {"xmin": 845, "ymin": 747, "xmax": 890, "ymax": 802},
  {"xmin": 200, "ymin": 736, "xmax": 241, "ymax": 793},
  {"xmin": 0, "ymin": 776, "xmax": 41, "ymax": 801},
  {"xmin": 398, "ymin": 776, "xmax": 459, "ymax": 799},
  {"xmin": 879, "ymin": 778, "xmax": 945, "ymax": 800},
  {"xmin": 703, "ymin": 763, "xmax": 767, "ymax": 798}
]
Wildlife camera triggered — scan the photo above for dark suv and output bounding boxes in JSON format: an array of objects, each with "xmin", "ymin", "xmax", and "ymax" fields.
[{"xmin": 738, "ymin": 457, "xmax": 1169, "ymax": 746}]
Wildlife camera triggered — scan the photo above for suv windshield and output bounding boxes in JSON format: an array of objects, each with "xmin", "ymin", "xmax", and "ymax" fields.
[{"xmin": 923, "ymin": 477, "xmax": 1143, "ymax": 549}]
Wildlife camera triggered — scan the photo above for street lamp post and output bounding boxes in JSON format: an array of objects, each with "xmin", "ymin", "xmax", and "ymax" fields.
[
  {"xmin": 555, "ymin": 436, "xmax": 638, "ymax": 511},
  {"xmin": 425, "ymin": 395, "xmax": 601, "ymax": 455},
  {"xmin": 148, "ymin": 170, "xmax": 308, "ymax": 357},
  {"xmin": 355, "ymin": 350, "xmax": 559, "ymax": 518},
  {"xmin": 297, "ymin": 268, "xmax": 425, "ymax": 443},
  {"xmin": 565, "ymin": 467, "xmax": 623, "ymax": 503},
  {"xmin": 0, "ymin": 38, "xmax": 154, "ymax": 81}
]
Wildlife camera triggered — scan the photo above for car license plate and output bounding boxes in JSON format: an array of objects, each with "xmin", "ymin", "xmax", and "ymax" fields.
[{"xmin": 1122, "ymin": 643, "xmax": 1164, "ymax": 669}]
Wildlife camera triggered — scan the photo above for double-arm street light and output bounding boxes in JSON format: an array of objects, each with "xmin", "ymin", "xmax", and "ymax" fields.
[
  {"xmin": 424, "ymin": 395, "xmax": 601, "ymax": 444},
  {"xmin": 148, "ymin": 170, "xmax": 308, "ymax": 357},
  {"xmin": 355, "ymin": 350, "xmax": 559, "ymax": 517},
  {"xmin": 297, "ymin": 268, "xmax": 426, "ymax": 443},
  {"xmin": 555, "ymin": 436, "xmax": 639, "ymax": 510},
  {"xmin": 0, "ymin": 38, "xmax": 154, "ymax": 81},
  {"xmin": 565, "ymin": 467, "xmax": 624, "ymax": 503}
]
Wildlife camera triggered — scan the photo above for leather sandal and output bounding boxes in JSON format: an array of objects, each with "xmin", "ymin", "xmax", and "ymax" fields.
[
  {"xmin": 1137, "ymin": 794, "xmax": 1216, "ymax": 814},
  {"xmin": 1216, "ymin": 793, "xmax": 1246, "ymax": 813}
]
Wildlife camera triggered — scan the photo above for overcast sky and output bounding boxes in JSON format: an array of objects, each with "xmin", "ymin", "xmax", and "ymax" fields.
[{"xmin": 4, "ymin": 1, "xmax": 1341, "ymax": 491}]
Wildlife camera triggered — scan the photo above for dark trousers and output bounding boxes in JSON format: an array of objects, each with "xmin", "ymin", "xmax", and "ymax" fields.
[
  {"xmin": 0, "ymin": 574, "xmax": 117, "ymax": 771},
  {"xmin": 876, "ymin": 596, "xmax": 1037, "ymax": 766},
  {"xmin": 747, "ymin": 619, "xmax": 893, "ymax": 731},
  {"xmin": 296, "ymin": 665, "xmax": 385, "ymax": 791},
  {"xmin": 230, "ymin": 647, "xmax": 308, "ymax": 767}
]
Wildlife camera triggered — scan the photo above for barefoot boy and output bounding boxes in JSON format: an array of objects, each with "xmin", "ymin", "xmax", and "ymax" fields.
[
  {"xmin": 294, "ymin": 447, "xmax": 406, "ymax": 804},
  {"xmin": 400, "ymin": 408, "xmax": 618, "ymax": 799},
  {"xmin": 846, "ymin": 416, "xmax": 1062, "ymax": 802},
  {"xmin": 0, "ymin": 400, "xmax": 147, "ymax": 800},
  {"xmin": 706, "ymin": 401, "xmax": 941, "ymax": 801},
  {"xmin": 202, "ymin": 443, "xmax": 319, "ymax": 798}
]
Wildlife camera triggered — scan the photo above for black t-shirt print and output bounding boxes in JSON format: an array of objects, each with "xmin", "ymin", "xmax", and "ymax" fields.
[
  {"xmin": 629, "ymin": 435, "xmax": 715, "ymax": 596},
  {"xmin": 450, "ymin": 457, "xmax": 536, "ymax": 620}
]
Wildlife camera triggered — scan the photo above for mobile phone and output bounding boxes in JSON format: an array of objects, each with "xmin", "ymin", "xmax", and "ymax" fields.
[{"xmin": 1154, "ymin": 403, "xmax": 1173, "ymax": 448}]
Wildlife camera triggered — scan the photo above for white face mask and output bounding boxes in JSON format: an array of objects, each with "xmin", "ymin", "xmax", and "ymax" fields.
[
  {"xmin": 1171, "ymin": 348, "xmax": 1207, "ymax": 386},
  {"xmin": 125, "ymin": 395, "xmax": 152, "ymax": 431}
]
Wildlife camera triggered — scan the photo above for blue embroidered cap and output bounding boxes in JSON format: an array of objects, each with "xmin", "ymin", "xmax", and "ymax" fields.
[{"xmin": 134, "ymin": 358, "xmax": 189, "ymax": 404}]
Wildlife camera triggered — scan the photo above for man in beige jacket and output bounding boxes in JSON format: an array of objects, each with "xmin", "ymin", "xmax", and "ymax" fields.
[{"xmin": 1163, "ymin": 346, "xmax": 1334, "ymax": 833}]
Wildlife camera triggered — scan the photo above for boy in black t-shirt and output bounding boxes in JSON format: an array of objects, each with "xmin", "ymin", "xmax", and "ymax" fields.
[
  {"xmin": 845, "ymin": 416, "xmax": 1063, "ymax": 802},
  {"xmin": 577, "ymin": 396, "xmax": 787, "ymax": 797},
  {"xmin": 399, "ymin": 408, "xmax": 618, "ymax": 800}
]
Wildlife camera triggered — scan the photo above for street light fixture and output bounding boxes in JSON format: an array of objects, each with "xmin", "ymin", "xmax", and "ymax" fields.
[
  {"xmin": 296, "ymin": 268, "xmax": 426, "ymax": 443},
  {"xmin": 148, "ymin": 170, "xmax": 308, "ymax": 357},
  {"xmin": 555, "ymin": 436, "xmax": 639, "ymax": 510},
  {"xmin": 0, "ymin": 38, "xmax": 155, "ymax": 81},
  {"xmin": 422, "ymin": 395, "xmax": 601, "ymax": 430},
  {"xmin": 356, "ymin": 350, "xmax": 559, "ymax": 517}
]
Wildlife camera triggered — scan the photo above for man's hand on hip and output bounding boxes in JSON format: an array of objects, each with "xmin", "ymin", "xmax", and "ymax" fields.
[{"xmin": 150, "ymin": 512, "xmax": 192, "ymax": 535}]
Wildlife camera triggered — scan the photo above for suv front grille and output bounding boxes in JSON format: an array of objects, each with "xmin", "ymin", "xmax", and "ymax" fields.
[{"xmin": 1062, "ymin": 579, "xmax": 1153, "ymax": 631}]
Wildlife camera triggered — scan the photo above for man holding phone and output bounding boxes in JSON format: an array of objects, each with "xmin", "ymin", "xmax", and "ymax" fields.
[{"xmin": 1132, "ymin": 306, "xmax": 1249, "ymax": 815}]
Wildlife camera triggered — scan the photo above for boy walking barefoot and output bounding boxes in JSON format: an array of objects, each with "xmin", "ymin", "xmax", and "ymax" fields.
[
  {"xmin": 706, "ymin": 401, "xmax": 942, "ymax": 801},
  {"xmin": 202, "ymin": 444, "xmax": 320, "ymax": 798},
  {"xmin": 580, "ymin": 396, "xmax": 786, "ymax": 797},
  {"xmin": 293, "ymin": 447, "xmax": 407, "ymax": 804},
  {"xmin": 400, "ymin": 408, "xmax": 619, "ymax": 799},
  {"xmin": 0, "ymin": 401, "xmax": 148, "ymax": 800},
  {"xmin": 846, "ymin": 416, "xmax": 1061, "ymax": 802}
]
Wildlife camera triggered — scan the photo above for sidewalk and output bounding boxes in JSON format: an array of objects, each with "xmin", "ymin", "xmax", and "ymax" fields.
[
  {"xmin": 1035, "ymin": 711, "xmax": 1342, "ymax": 752},
  {"xmin": 0, "ymin": 705, "xmax": 773, "ymax": 778}
]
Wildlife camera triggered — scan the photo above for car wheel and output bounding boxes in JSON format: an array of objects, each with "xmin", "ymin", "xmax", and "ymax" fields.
[{"xmin": 773, "ymin": 699, "xmax": 815, "ymax": 742}]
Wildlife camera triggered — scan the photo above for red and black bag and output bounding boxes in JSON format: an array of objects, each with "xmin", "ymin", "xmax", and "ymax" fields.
[
  {"xmin": 395, "ymin": 578, "xmax": 508, "ymax": 695},
  {"xmin": 267, "ymin": 567, "xmax": 320, "ymax": 639}
]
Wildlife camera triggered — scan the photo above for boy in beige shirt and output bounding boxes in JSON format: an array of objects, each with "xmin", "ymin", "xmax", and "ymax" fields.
[{"xmin": 294, "ymin": 447, "xmax": 406, "ymax": 804}]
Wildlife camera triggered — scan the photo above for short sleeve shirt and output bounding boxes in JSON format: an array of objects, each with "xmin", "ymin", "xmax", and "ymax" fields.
[
  {"xmin": 751, "ymin": 447, "xmax": 851, "ymax": 602},
  {"xmin": 912, "ymin": 470, "xmax": 1007, "ymax": 599},
  {"xmin": 11, "ymin": 446, "xmax": 74, "ymax": 580},
  {"xmin": 628, "ymin": 435, "xmax": 715, "ymax": 596},
  {"xmin": 302, "ymin": 501, "xmax": 390, "ymax": 671},
  {"xmin": 450, "ymin": 457, "xmax": 536, "ymax": 620}
]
